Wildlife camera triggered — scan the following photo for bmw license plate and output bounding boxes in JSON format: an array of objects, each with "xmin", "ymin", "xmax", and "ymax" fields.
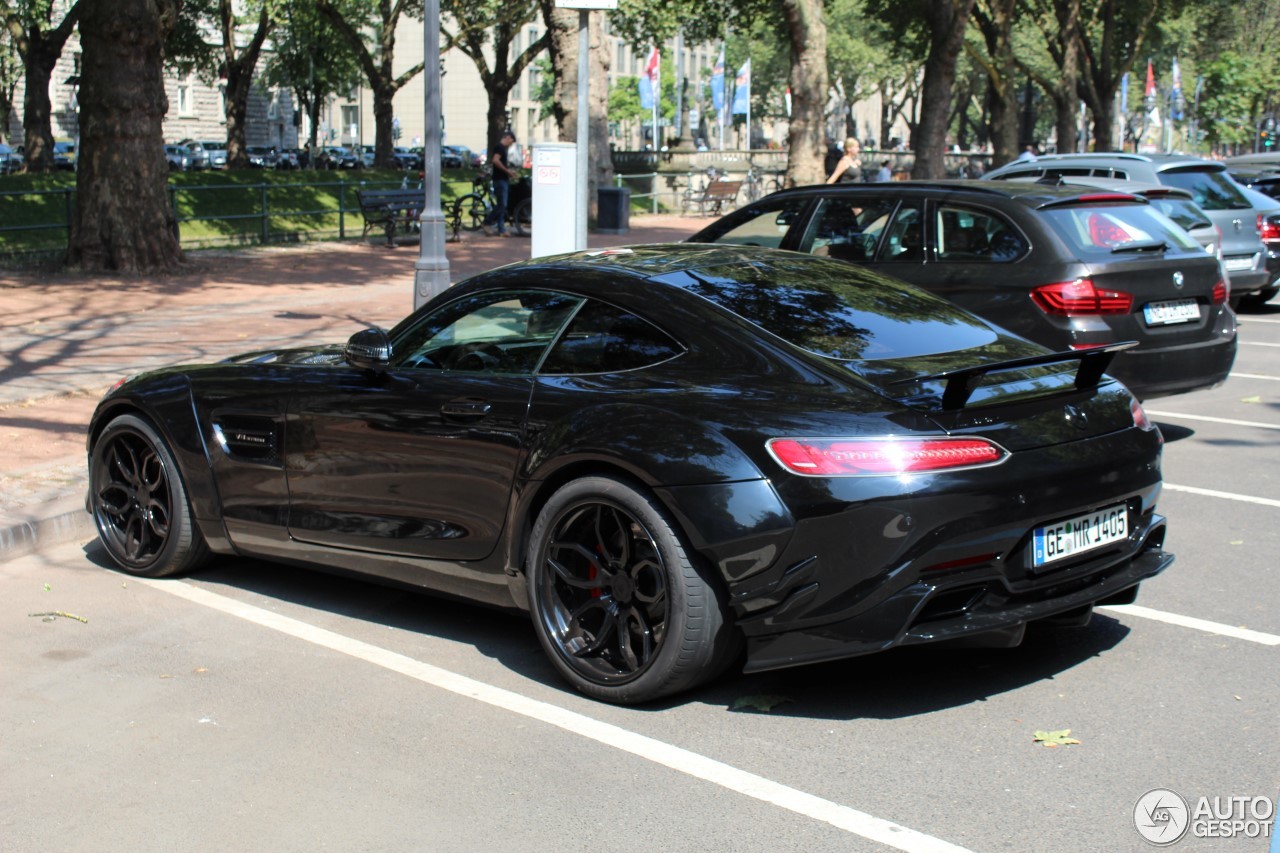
[
  {"xmin": 1223, "ymin": 256, "xmax": 1254, "ymax": 272},
  {"xmin": 1032, "ymin": 504, "xmax": 1128, "ymax": 568},
  {"xmin": 1143, "ymin": 299, "xmax": 1199, "ymax": 326}
]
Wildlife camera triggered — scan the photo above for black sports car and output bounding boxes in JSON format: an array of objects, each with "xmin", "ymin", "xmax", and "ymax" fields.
[{"xmin": 88, "ymin": 246, "xmax": 1173, "ymax": 704}]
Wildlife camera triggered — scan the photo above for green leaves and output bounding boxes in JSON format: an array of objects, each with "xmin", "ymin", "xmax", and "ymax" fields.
[
  {"xmin": 730, "ymin": 694, "xmax": 792, "ymax": 713},
  {"xmin": 1032, "ymin": 728, "xmax": 1081, "ymax": 748}
]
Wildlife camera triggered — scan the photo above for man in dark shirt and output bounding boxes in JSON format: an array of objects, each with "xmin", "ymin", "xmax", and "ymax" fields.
[{"xmin": 482, "ymin": 130, "xmax": 517, "ymax": 236}]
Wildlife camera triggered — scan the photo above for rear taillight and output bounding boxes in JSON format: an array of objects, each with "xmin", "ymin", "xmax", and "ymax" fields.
[
  {"xmin": 1212, "ymin": 278, "xmax": 1227, "ymax": 305},
  {"xmin": 1130, "ymin": 398, "xmax": 1162, "ymax": 443},
  {"xmin": 1031, "ymin": 279, "xmax": 1133, "ymax": 315},
  {"xmin": 768, "ymin": 437, "xmax": 1008, "ymax": 477},
  {"xmin": 1260, "ymin": 219, "xmax": 1280, "ymax": 243},
  {"xmin": 1258, "ymin": 213, "xmax": 1264, "ymax": 235}
]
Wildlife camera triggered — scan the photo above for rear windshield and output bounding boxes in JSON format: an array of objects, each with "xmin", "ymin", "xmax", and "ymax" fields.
[
  {"xmin": 1040, "ymin": 203, "xmax": 1203, "ymax": 259},
  {"xmin": 1148, "ymin": 197, "xmax": 1211, "ymax": 231},
  {"xmin": 669, "ymin": 256, "xmax": 998, "ymax": 360},
  {"xmin": 1158, "ymin": 167, "xmax": 1251, "ymax": 211}
]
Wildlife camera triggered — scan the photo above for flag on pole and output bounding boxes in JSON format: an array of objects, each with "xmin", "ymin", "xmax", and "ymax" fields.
[
  {"xmin": 1171, "ymin": 57, "xmax": 1184, "ymax": 120},
  {"xmin": 1120, "ymin": 72, "xmax": 1129, "ymax": 114},
  {"xmin": 710, "ymin": 46, "xmax": 725, "ymax": 120},
  {"xmin": 1144, "ymin": 59, "xmax": 1156, "ymax": 107},
  {"xmin": 638, "ymin": 47, "xmax": 660, "ymax": 111},
  {"xmin": 731, "ymin": 58, "xmax": 751, "ymax": 115},
  {"xmin": 785, "ymin": 87, "xmax": 792, "ymax": 118}
]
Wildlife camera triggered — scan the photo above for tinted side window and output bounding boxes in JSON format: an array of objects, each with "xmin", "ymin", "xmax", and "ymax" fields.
[
  {"xmin": 540, "ymin": 301, "xmax": 683, "ymax": 375},
  {"xmin": 799, "ymin": 197, "xmax": 898, "ymax": 261},
  {"xmin": 392, "ymin": 290, "xmax": 581, "ymax": 373},
  {"xmin": 935, "ymin": 205, "xmax": 1027, "ymax": 263},
  {"xmin": 876, "ymin": 203, "xmax": 925, "ymax": 262},
  {"xmin": 695, "ymin": 198, "xmax": 808, "ymax": 248}
]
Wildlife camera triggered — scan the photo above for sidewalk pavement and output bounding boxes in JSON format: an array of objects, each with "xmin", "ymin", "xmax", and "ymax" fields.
[{"xmin": 0, "ymin": 215, "xmax": 709, "ymax": 561}]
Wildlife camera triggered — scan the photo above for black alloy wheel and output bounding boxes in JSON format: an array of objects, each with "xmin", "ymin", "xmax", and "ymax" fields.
[
  {"xmin": 89, "ymin": 413, "xmax": 208, "ymax": 577},
  {"xmin": 527, "ymin": 476, "xmax": 737, "ymax": 704}
]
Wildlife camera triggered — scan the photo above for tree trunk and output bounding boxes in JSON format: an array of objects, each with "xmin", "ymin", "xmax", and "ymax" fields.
[
  {"xmin": 1053, "ymin": 0, "xmax": 1081, "ymax": 153},
  {"xmin": 224, "ymin": 71, "xmax": 253, "ymax": 168},
  {"xmin": 373, "ymin": 82, "xmax": 395, "ymax": 167},
  {"xmin": 68, "ymin": 0, "xmax": 182, "ymax": 272},
  {"xmin": 781, "ymin": 0, "xmax": 828, "ymax": 188},
  {"xmin": 543, "ymin": 7, "xmax": 612, "ymax": 220},
  {"xmin": 545, "ymin": 4, "xmax": 574, "ymax": 138},
  {"xmin": 20, "ymin": 47, "xmax": 57, "ymax": 173},
  {"xmin": 912, "ymin": 0, "xmax": 976, "ymax": 179}
]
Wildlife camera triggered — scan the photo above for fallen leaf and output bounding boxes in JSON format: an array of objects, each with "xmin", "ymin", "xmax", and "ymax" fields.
[
  {"xmin": 43, "ymin": 583, "xmax": 51, "ymax": 592},
  {"xmin": 1241, "ymin": 395, "xmax": 1262, "ymax": 404},
  {"xmin": 1033, "ymin": 729, "xmax": 1081, "ymax": 748},
  {"xmin": 1234, "ymin": 695, "xmax": 1242, "ymax": 701},
  {"xmin": 194, "ymin": 667, "xmax": 208, "ymax": 674},
  {"xmin": 1229, "ymin": 540, "xmax": 1244, "ymax": 546},
  {"xmin": 731, "ymin": 694, "xmax": 792, "ymax": 713}
]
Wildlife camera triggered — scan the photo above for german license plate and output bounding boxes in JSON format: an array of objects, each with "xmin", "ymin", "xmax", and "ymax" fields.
[
  {"xmin": 1143, "ymin": 298, "xmax": 1200, "ymax": 326},
  {"xmin": 1032, "ymin": 504, "xmax": 1128, "ymax": 568},
  {"xmin": 1223, "ymin": 256, "xmax": 1254, "ymax": 271}
]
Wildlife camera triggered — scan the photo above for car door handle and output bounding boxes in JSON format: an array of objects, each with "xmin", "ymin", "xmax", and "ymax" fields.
[{"xmin": 441, "ymin": 398, "xmax": 492, "ymax": 418}]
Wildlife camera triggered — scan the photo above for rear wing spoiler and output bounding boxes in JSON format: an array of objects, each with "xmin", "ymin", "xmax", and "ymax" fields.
[{"xmin": 891, "ymin": 341, "xmax": 1138, "ymax": 411}]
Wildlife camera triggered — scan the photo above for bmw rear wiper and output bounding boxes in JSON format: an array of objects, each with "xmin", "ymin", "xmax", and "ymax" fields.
[{"xmin": 1111, "ymin": 240, "xmax": 1169, "ymax": 254}]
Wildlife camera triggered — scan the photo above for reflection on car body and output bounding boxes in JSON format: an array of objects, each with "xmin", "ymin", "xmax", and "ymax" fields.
[{"xmin": 88, "ymin": 246, "xmax": 1172, "ymax": 704}]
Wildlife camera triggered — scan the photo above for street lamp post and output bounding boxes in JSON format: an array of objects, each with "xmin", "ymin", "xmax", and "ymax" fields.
[{"xmin": 414, "ymin": 0, "xmax": 450, "ymax": 309}]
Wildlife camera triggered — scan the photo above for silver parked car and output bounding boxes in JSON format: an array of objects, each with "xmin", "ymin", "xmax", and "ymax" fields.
[{"xmin": 985, "ymin": 153, "xmax": 1270, "ymax": 306}]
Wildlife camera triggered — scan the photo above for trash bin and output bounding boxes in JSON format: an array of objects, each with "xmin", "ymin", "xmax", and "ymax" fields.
[{"xmin": 597, "ymin": 186, "xmax": 631, "ymax": 235}]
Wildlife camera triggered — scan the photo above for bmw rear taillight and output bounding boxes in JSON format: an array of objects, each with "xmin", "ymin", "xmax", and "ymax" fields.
[
  {"xmin": 768, "ymin": 437, "xmax": 1008, "ymax": 477},
  {"xmin": 1031, "ymin": 279, "xmax": 1133, "ymax": 315},
  {"xmin": 1211, "ymin": 278, "xmax": 1227, "ymax": 305}
]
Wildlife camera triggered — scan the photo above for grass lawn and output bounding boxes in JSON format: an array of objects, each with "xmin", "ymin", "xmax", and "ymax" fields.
[{"xmin": 0, "ymin": 168, "xmax": 482, "ymax": 259}]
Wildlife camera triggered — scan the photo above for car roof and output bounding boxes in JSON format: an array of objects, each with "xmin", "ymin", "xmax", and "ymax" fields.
[
  {"xmin": 755, "ymin": 179, "xmax": 1151, "ymax": 210},
  {"xmin": 992, "ymin": 152, "xmax": 1226, "ymax": 173},
  {"xmin": 1009, "ymin": 175, "xmax": 1193, "ymax": 199}
]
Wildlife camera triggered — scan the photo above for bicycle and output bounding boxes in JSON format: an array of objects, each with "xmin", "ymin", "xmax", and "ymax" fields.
[
  {"xmin": 742, "ymin": 165, "xmax": 785, "ymax": 204},
  {"xmin": 451, "ymin": 171, "xmax": 532, "ymax": 236},
  {"xmin": 680, "ymin": 166, "xmax": 726, "ymax": 215}
]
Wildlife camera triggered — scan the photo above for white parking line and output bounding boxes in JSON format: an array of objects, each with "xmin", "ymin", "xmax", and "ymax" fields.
[
  {"xmin": 1230, "ymin": 372, "xmax": 1280, "ymax": 381},
  {"xmin": 138, "ymin": 577, "xmax": 971, "ymax": 853},
  {"xmin": 1146, "ymin": 410, "xmax": 1280, "ymax": 431},
  {"xmin": 1239, "ymin": 341, "xmax": 1280, "ymax": 348},
  {"xmin": 1239, "ymin": 317, "xmax": 1280, "ymax": 325},
  {"xmin": 1163, "ymin": 483, "xmax": 1280, "ymax": 509},
  {"xmin": 1099, "ymin": 604, "xmax": 1280, "ymax": 646}
]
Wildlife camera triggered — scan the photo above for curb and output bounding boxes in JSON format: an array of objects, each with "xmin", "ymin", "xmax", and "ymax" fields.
[{"xmin": 0, "ymin": 493, "xmax": 97, "ymax": 562}]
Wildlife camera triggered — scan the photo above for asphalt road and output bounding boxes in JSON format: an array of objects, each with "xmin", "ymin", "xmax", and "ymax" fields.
[{"xmin": 3, "ymin": 309, "xmax": 1279, "ymax": 852}]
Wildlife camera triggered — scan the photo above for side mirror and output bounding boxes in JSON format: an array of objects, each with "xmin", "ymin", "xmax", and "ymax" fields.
[{"xmin": 345, "ymin": 327, "xmax": 392, "ymax": 372}]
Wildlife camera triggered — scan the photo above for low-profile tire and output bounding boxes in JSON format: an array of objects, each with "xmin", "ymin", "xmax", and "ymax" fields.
[
  {"xmin": 526, "ymin": 475, "xmax": 737, "ymax": 704},
  {"xmin": 89, "ymin": 413, "xmax": 209, "ymax": 577}
]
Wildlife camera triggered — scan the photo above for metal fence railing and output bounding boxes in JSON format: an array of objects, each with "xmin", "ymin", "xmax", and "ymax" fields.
[{"xmin": 0, "ymin": 178, "xmax": 453, "ymax": 262}]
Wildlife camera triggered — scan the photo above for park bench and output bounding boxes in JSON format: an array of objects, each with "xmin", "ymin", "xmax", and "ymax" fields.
[
  {"xmin": 357, "ymin": 188, "xmax": 425, "ymax": 247},
  {"xmin": 690, "ymin": 179, "xmax": 743, "ymax": 216}
]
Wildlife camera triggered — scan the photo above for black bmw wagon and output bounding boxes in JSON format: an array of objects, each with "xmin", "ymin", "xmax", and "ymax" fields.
[{"xmin": 689, "ymin": 181, "xmax": 1236, "ymax": 400}]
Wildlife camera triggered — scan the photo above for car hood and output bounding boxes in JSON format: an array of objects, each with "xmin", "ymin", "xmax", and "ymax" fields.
[{"xmin": 221, "ymin": 344, "xmax": 346, "ymax": 366}]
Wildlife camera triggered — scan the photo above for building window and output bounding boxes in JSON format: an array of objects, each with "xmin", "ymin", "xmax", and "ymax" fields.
[
  {"xmin": 341, "ymin": 105, "xmax": 359, "ymax": 141},
  {"xmin": 177, "ymin": 78, "xmax": 194, "ymax": 117}
]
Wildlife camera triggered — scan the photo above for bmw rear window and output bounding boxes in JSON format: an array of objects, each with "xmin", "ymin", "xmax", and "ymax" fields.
[
  {"xmin": 669, "ymin": 256, "xmax": 998, "ymax": 360},
  {"xmin": 1040, "ymin": 203, "xmax": 1202, "ymax": 259},
  {"xmin": 1158, "ymin": 167, "xmax": 1251, "ymax": 211}
]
